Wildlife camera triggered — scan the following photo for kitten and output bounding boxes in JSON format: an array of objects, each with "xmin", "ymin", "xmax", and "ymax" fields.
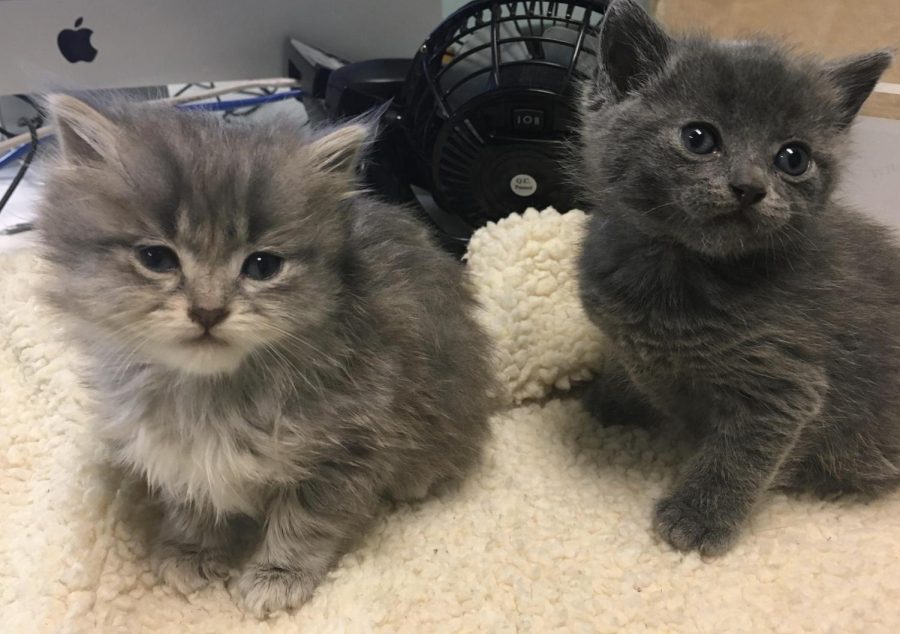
[
  {"xmin": 37, "ymin": 95, "xmax": 495, "ymax": 616},
  {"xmin": 576, "ymin": 0, "xmax": 898, "ymax": 556}
]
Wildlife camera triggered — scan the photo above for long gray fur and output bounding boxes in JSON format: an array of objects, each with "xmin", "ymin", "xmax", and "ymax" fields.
[{"xmin": 37, "ymin": 96, "xmax": 496, "ymax": 616}]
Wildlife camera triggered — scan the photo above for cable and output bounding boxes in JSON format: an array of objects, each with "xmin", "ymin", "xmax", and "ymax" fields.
[
  {"xmin": 172, "ymin": 82, "xmax": 215, "ymax": 98},
  {"xmin": 0, "ymin": 89, "xmax": 303, "ymax": 170},
  {"xmin": 15, "ymin": 94, "xmax": 45, "ymax": 118},
  {"xmin": 0, "ymin": 97, "xmax": 44, "ymax": 170},
  {"xmin": 1, "ymin": 93, "xmax": 52, "ymax": 219},
  {"xmin": 160, "ymin": 77, "xmax": 300, "ymax": 105},
  {"xmin": 0, "ymin": 142, "xmax": 33, "ymax": 169},
  {"xmin": 0, "ymin": 78, "xmax": 301, "ymax": 154},
  {"xmin": 0, "ymin": 95, "xmax": 44, "ymax": 144},
  {"xmin": 176, "ymin": 89, "xmax": 302, "ymax": 112},
  {"xmin": 0, "ymin": 126, "xmax": 53, "ymax": 156},
  {"xmin": 1, "ymin": 222, "xmax": 33, "ymax": 235},
  {"xmin": 223, "ymin": 86, "xmax": 276, "ymax": 120},
  {"xmin": 0, "ymin": 118, "xmax": 39, "ymax": 216}
]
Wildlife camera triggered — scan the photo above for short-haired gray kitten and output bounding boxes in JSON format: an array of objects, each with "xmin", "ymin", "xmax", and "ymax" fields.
[
  {"xmin": 577, "ymin": 0, "xmax": 898, "ymax": 556},
  {"xmin": 37, "ymin": 95, "xmax": 495, "ymax": 616}
]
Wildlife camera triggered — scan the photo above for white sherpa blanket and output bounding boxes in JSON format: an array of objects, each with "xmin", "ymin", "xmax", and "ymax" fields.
[{"xmin": 2, "ymin": 207, "xmax": 900, "ymax": 633}]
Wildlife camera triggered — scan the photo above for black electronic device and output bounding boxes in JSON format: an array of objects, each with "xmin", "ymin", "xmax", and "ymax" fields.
[{"xmin": 287, "ymin": 1, "xmax": 607, "ymax": 253}]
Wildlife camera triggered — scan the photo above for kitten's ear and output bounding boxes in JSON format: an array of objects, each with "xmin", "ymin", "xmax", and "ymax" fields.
[
  {"xmin": 307, "ymin": 123, "xmax": 371, "ymax": 175},
  {"xmin": 48, "ymin": 94, "xmax": 121, "ymax": 164},
  {"xmin": 825, "ymin": 51, "xmax": 893, "ymax": 127},
  {"xmin": 597, "ymin": 0, "xmax": 673, "ymax": 98}
]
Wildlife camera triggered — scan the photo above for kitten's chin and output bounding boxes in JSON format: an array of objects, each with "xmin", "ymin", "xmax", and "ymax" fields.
[
  {"xmin": 149, "ymin": 342, "xmax": 248, "ymax": 376},
  {"xmin": 660, "ymin": 208, "xmax": 791, "ymax": 259}
]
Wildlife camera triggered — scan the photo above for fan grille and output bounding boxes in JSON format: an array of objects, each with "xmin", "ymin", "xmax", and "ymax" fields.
[
  {"xmin": 401, "ymin": 1, "xmax": 606, "ymax": 229},
  {"xmin": 437, "ymin": 119, "xmax": 487, "ymax": 226}
]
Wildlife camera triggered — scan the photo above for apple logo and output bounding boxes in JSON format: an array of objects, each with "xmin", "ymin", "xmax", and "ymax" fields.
[{"xmin": 57, "ymin": 17, "xmax": 98, "ymax": 63}]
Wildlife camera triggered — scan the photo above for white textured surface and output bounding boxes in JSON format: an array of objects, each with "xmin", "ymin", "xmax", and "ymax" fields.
[
  {"xmin": 2, "ymin": 212, "xmax": 900, "ymax": 632},
  {"xmin": 467, "ymin": 207, "xmax": 606, "ymax": 404}
]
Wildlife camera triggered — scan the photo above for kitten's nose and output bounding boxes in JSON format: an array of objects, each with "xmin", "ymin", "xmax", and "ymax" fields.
[
  {"xmin": 729, "ymin": 182, "xmax": 767, "ymax": 206},
  {"xmin": 188, "ymin": 306, "xmax": 229, "ymax": 330}
]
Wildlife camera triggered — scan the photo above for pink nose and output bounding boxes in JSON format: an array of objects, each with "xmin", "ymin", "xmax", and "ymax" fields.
[{"xmin": 188, "ymin": 306, "xmax": 229, "ymax": 330}]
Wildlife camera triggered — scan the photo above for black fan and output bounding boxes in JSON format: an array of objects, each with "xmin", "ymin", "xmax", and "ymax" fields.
[
  {"xmin": 402, "ymin": 1, "xmax": 605, "ymax": 231},
  {"xmin": 287, "ymin": 1, "xmax": 607, "ymax": 251}
]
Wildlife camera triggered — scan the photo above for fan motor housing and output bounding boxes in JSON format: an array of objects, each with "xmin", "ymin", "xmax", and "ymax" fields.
[
  {"xmin": 400, "ymin": 0, "xmax": 608, "ymax": 234},
  {"xmin": 430, "ymin": 89, "xmax": 578, "ymax": 227}
]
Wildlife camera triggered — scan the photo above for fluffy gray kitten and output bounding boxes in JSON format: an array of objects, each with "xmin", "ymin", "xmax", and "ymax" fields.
[
  {"xmin": 577, "ymin": 0, "xmax": 898, "ymax": 556},
  {"xmin": 37, "ymin": 95, "xmax": 495, "ymax": 616}
]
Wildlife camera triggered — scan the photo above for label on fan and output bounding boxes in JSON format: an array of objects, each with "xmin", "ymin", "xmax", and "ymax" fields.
[
  {"xmin": 513, "ymin": 108, "xmax": 545, "ymax": 130},
  {"xmin": 510, "ymin": 174, "xmax": 538, "ymax": 197}
]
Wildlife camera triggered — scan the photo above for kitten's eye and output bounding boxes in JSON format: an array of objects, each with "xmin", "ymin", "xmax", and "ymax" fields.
[
  {"xmin": 242, "ymin": 252, "xmax": 283, "ymax": 281},
  {"xmin": 774, "ymin": 143, "xmax": 810, "ymax": 176},
  {"xmin": 681, "ymin": 123, "xmax": 719, "ymax": 154},
  {"xmin": 137, "ymin": 246, "xmax": 180, "ymax": 272}
]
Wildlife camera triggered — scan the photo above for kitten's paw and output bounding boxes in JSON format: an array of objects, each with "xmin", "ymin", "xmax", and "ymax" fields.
[
  {"xmin": 653, "ymin": 494, "xmax": 740, "ymax": 557},
  {"xmin": 153, "ymin": 547, "xmax": 230, "ymax": 595},
  {"xmin": 233, "ymin": 564, "xmax": 317, "ymax": 619},
  {"xmin": 387, "ymin": 476, "xmax": 435, "ymax": 503}
]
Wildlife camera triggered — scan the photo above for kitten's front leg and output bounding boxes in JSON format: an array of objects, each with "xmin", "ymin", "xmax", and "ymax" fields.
[
  {"xmin": 234, "ymin": 475, "xmax": 378, "ymax": 618},
  {"xmin": 152, "ymin": 502, "xmax": 237, "ymax": 595},
  {"xmin": 654, "ymin": 380, "xmax": 824, "ymax": 556}
]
